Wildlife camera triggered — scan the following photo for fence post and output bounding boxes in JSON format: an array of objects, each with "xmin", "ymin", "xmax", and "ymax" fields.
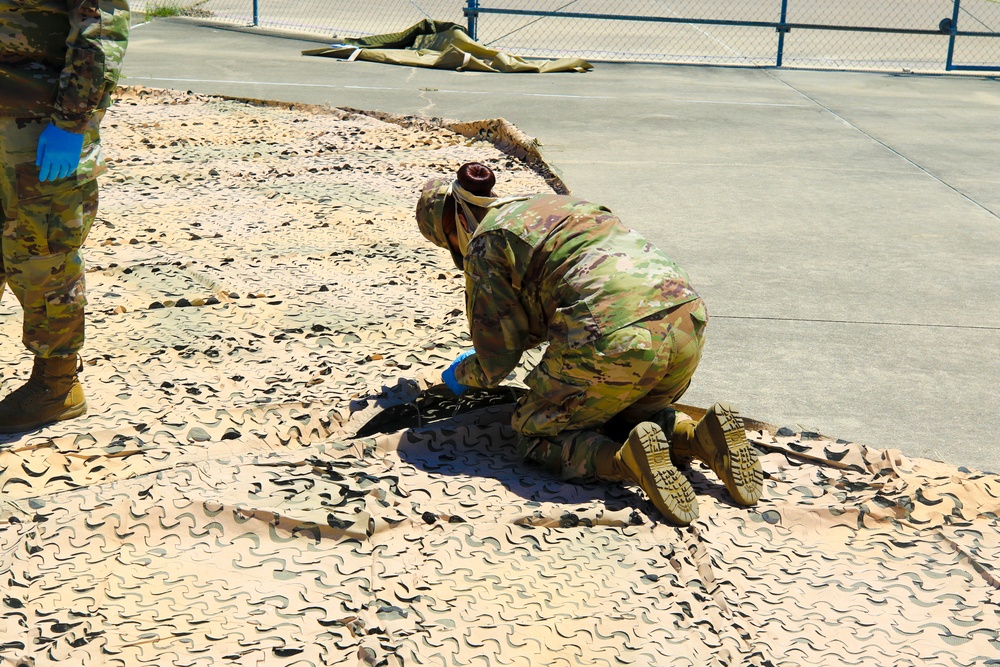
[
  {"xmin": 776, "ymin": 0, "xmax": 790, "ymax": 66},
  {"xmin": 253, "ymin": 0, "xmax": 259, "ymax": 27},
  {"xmin": 945, "ymin": 0, "xmax": 960, "ymax": 70},
  {"xmin": 467, "ymin": 0, "xmax": 479, "ymax": 40}
]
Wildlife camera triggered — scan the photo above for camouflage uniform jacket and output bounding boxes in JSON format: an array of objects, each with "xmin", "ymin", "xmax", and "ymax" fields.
[
  {"xmin": 455, "ymin": 194, "xmax": 700, "ymax": 388},
  {"xmin": 0, "ymin": 0, "xmax": 130, "ymax": 133}
]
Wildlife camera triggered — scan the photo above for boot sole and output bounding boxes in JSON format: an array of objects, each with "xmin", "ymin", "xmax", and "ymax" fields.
[
  {"xmin": 627, "ymin": 422, "xmax": 699, "ymax": 526},
  {"xmin": 0, "ymin": 400, "xmax": 88, "ymax": 434},
  {"xmin": 701, "ymin": 403, "xmax": 763, "ymax": 506}
]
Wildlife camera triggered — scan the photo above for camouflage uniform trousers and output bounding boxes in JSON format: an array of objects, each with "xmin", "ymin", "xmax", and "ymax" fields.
[
  {"xmin": 514, "ymin": 298, "xmax": 707, "ymax": 482},
  {"xmin": 0, "ymin": 113, "xmax": 105, "ymax": 359}
]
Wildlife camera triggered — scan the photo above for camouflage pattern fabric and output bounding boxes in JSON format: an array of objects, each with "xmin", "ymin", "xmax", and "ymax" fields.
[
  {"xmin": 514, "ymin": 299, "xmax": 708, "ymax": 480},
  {"xmin": 0, "ymin": 0, "xmax": 123, "ymax": 357},
  {"xmin": 415, "ymin": 176, "xmax": 464, "ymax": 269},
  {"xmin": 0, "ymin": 0, "xmax": 130, "ymax": 133},
  {"xmin": 450, "ymin": 193, "xmax": 703, "ymax": 478},
  {"xmin": 455, "ymin": 194, "xmax": 700, "ymax": 388},
  {"xmin": 0, "ymin": 89, "xmax": 997, "ymax": 667},
  {"xmin": 0, "ymin": 113, "xmax": 105, "ymax": 357}
]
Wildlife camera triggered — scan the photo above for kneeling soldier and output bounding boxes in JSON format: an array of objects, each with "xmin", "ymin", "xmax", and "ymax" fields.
[{"xmin": 415, "ymin": 162, "xmax": 763, "ymax": 525}]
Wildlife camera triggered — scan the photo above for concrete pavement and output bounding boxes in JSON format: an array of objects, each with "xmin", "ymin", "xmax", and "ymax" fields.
[{"xmin": 120, "ymin": 18, "xmax": 1000, "ymax": 472}]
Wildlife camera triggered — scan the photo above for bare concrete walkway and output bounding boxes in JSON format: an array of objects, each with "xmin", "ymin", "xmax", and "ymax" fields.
[{"xmin": 120, "ymin": 18, "xmax": 1000, "ymax": 472}]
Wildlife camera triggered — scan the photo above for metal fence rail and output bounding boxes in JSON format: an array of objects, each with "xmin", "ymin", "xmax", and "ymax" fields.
[
  {"xmin": 466, "ymin": 0, "xmax": 1000, "ymax": 71},
  {"xmin": 132, "ymin": 0, "xmax": 1000, "ymax": 72}
]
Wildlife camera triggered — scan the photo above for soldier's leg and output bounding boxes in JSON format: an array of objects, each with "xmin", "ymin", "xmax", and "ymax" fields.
[
  {"xmin": 0, "ymin": 116, "xmax": 102, "ymax": 431},
  {"xmin": 515, "ymin": 426, "xmax": 614, "ymax": 483},
  {"xmin": 6, "ymin": 177, "xmax": 97, "ymax": 358},
  {"xmin": 0, "ymin": 118, "xmax": 25, "ymax": 302},
  {"xmin": 511, "ymin": 335, "xmax": 698, "ymax": 524},
  {"xmin": 615, "ymin": 300, "xmax": 763, "ymax": 506},
  {"xmin": 613, "ymin": 299, "xmax": 708, "ymax": 425},
  {"xmin": 511, "ymin": 333, "xmax": 657, "ymax": 479},
  {"xmin": 1, "ymin": 200, "xmax": 6, "ymax": 302},
  {"xmin": 2, "ymin": 114, "xmax": 103, "ymax": 359},
  {"xmin": 671, "ymin": 402, "xmax": 764, "ymax": 506}
]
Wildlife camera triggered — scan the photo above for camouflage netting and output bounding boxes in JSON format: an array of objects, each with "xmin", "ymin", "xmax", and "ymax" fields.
[{"xmin": 0, "ymin": 88, "xmax": 997, "ymax": 667}]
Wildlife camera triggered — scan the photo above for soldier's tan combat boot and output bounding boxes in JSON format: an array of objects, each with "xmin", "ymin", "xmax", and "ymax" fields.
[
  {"xmin": 0, "ymin": 355, "xmax": 87, "ymax": 434},
  {"xmin": 670, "ymin": 402, "xmax": 763, "ymax": 507},
  {"xmin": 596, "ymin": 422, "xmax": 699, "ymax": 526}
]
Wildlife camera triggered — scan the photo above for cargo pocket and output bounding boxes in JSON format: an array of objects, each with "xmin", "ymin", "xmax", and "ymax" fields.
[
  {"xmin": 13, "ymin": 169, "xmax": 96, "ymax": 257},
  {"xmin": 513, "ymin": 354, "xmax": 589, "ymax": 437},
  {"xmin": 547, "ymin": 298, "xmax": 601, "ymax": 350},
  {"xmin": 17, "ymin": 254, "xmax": 87, "ymax": 357},
  {"xmin": 14, "ymin": 249, "xmax": 86, "ymax": 311},
  {"xmin": 12, "ymin": 163, "xmax": 71, "ymax": 256},
  {"xmin": 15, "ymin": 162, "xmax": 81, "ymax": 200}
]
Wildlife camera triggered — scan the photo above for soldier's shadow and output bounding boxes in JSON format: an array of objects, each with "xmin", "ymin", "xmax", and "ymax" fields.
[{"xmin": 349, "ymin": 384, "xmax": 732, "ymax": 523}]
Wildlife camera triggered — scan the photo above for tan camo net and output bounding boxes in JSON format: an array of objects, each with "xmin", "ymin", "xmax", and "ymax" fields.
[{"xmin": 0, "ymin": 88, "xmax": 997, "ymax": 667}]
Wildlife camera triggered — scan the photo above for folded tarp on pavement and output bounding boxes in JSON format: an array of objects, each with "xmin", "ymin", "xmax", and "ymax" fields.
[{"xmin": 302, "ymin": 19, "xmax": 593, "ymax": 73}]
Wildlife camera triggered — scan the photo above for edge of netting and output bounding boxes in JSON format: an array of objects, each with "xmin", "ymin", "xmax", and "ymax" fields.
[{"xmin": 112, "ymin": 86, "xmax": 570, "ymax": 195}]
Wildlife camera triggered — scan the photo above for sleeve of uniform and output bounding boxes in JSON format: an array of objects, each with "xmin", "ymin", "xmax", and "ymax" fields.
[
  {"xmin": 454, "ymin": 232, "xmax": 532, "ymax": 389},
  {"xmin": 52, "ymin": 0, "xmax": 131, "ymax": 133}
]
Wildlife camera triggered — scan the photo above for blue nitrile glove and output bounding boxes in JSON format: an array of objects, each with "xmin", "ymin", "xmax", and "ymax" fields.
[
  {"xmin": 36, "ymin": 124, "xmax": 85, "ymax": 182},
  {"xmin": 442, "ymin": 349, "xmax": 476, "ymax": 396}
]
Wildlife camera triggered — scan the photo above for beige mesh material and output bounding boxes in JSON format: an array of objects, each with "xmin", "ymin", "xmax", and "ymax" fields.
[{"xmin": 0, "ymin": 88, "xmax": 996, "ymax": 667}]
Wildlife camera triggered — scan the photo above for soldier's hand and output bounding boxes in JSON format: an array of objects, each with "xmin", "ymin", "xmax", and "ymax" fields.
[
  {"xmin": 442, "ymin": 349, "xmax": 475, "ymax": 396},
  {"xmin": 36, "ymin": 124, "xmax": 85, "ymax": 182}
]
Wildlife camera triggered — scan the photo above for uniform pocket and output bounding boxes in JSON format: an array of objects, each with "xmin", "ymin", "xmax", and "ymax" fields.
[
  {"xmin": 548, "ymin": 298, "xmax": 602, "ymax": 349},
  {"xmin": 527, "ymin": 352, "xmax": 588, "ymax": 404},
  {"xmin": 13, "ymin": 128, "xmax": 104, "ymax": 201},
  {"xmin": 514, "ymin": 354, "xmax": 589, "ymax": 436},
  {"xmin": 9, "ymin": 172, "xmax": 94, "ymax": 259},
  {"xmin": 15, "ymin": 162, "xmax": 78, "ymax": 201}
]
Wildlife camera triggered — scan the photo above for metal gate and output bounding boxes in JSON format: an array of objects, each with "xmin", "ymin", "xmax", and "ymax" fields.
[
  {"xmin": 130, "ymin": 0, "xmax": 1000, "ymax": 73},
  {"xmin": 463, "ymin": 0, "xmax": 1000, "ymax": 71},
  {"xmin": 942, "ymin": 0, "xmax": 1000, "ymax": 70}
]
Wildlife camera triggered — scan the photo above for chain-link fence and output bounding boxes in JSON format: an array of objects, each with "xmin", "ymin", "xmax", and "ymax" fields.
[
  {"xmin": 136, "ymin": 0, "xmax": 464, "ymax": 39},
  {"xmin": 133, "ymin": 0, "xmax": 1000, "ymax": 72}
]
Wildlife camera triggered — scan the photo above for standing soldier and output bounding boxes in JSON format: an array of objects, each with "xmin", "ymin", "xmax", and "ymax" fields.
[
  {"xmin": 416, "ymin": 162, "xmax": 763, "ymax": 526},
  {"xmin": 0, "ymin": 0, "xmax": 130, "ymax": 432}
]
